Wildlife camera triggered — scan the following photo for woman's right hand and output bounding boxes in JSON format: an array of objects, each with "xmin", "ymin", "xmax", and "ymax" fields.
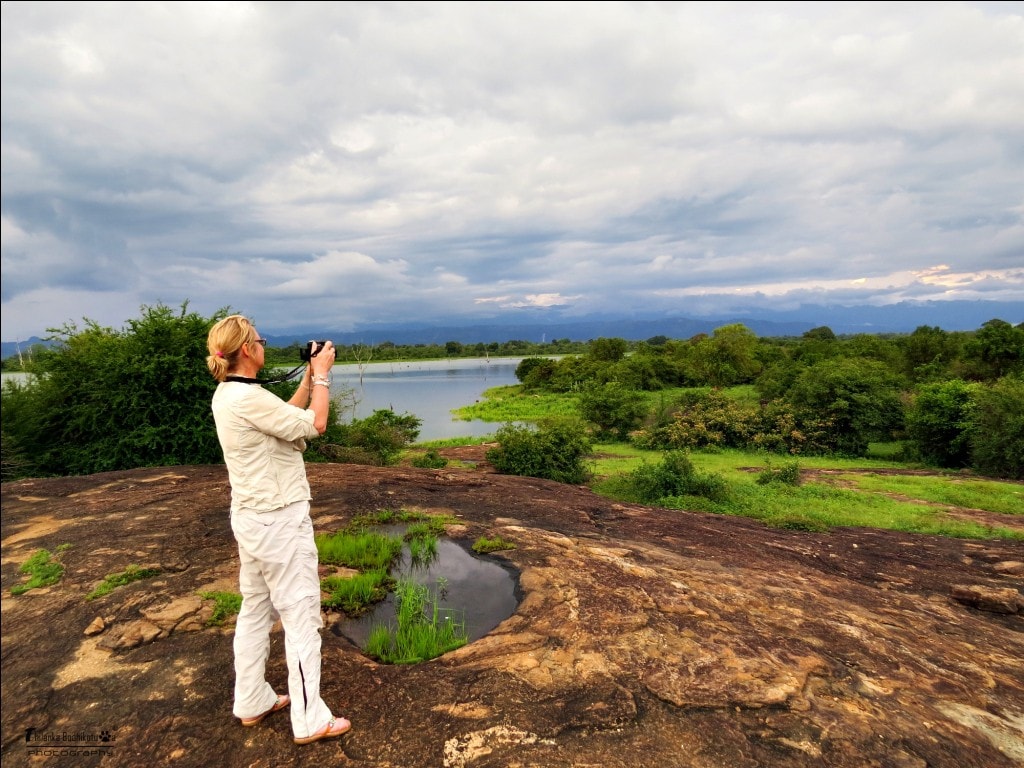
[{"xmin": 311, "ymin": 342, "xmax": 336, "ymax": 377}]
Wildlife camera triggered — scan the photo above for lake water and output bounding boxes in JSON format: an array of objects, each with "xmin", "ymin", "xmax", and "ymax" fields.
[
  {"xmin": 2, "ymin": 357, "xmax": 524, "ymax": 443},
  {"xmin": 325, "ymin": 357, "xmax": 523, "ymax": 442}
]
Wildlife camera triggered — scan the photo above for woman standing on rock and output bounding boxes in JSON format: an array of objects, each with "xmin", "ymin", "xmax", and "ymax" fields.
[{"xmin": 206, "ymin": 314, "xmax": 350, "ymax": 745}]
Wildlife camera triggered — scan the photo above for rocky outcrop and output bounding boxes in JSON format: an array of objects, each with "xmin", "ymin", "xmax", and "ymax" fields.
[{"xmin": 2, "ymin": 463, "xmax": 1022, "ymax": 767}]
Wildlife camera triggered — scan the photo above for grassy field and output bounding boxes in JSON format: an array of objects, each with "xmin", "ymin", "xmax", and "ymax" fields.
[
  {"xmin": 588, "ymin": 444, "xmax": 1023, "ymax": 540},
  {"xmin": 452, "ymin": 384, "xmax": 580, "ymax": 423},
  {"xmin": 437, "ymin": 385, "xmax": 1024, "ymax": 541}
]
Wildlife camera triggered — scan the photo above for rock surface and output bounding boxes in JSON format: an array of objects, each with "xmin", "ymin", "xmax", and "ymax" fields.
[{"xmin": 1, "ymin": 454, "xmax": 1022, "ymax": 768}]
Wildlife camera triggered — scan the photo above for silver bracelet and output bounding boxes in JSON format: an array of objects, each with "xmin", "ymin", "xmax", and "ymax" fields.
[{"xmin": 311, "ymin": 375, "xmax": 331, "ymax": 388}]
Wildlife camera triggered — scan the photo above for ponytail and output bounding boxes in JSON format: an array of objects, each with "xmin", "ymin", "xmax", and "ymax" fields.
[{"xmin": 206, "ymin": 315, "xmax": 254, "ymax": 382}]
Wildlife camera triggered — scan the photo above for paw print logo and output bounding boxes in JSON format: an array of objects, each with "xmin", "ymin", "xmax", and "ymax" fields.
[{"xmin": 99, "ymin": 730, "xmax": 113, "ymax": 743}]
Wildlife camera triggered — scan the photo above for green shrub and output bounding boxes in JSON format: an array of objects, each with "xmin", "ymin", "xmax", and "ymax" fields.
[
  {"xmin": 1, "ymin": 303, "xmax": 225, "ymax": 476},
  {"xmin": 410, "ymin": 449, "xmax": 448, "ymax": 469},
  {"xmin": 620, "ymin": 451, "xmax": 728, "ymax": 505},
  {"xmin": 785, "ymin": 358, "xmax": 906, "ymax": 457},
  {"xmin": 630, "ymin": 390, "xmax": 838, "ymax": 457},
  {"xmin": 634, "ymin": 389, "xmax": 760, "ymax": 450},
  {"xmin": 332, "ymin": 409, "xmax": 422, "ymax": 466},
  {"xmin": 486, "ymin": 419, "xmax": 592, "ymax": 484},
  {"xmin": 756, "ymin": 459, "xmax": 802, "ymax": 486}
]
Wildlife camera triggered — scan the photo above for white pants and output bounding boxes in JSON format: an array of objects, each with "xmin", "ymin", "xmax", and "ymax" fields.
[{"xmin": 230, "ymin": 500, "xmax": 333, "ymax": 739}]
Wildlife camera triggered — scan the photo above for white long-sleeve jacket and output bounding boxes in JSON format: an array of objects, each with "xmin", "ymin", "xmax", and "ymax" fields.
[{"xmin": 212, "ymin": 381, "xmax": 319, "ymax": 514}]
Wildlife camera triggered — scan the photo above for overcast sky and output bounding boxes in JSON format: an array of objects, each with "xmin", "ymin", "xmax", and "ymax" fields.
[{"xmin": 2, "ymin": 1, "xmax": 1022, "ymax": 340}]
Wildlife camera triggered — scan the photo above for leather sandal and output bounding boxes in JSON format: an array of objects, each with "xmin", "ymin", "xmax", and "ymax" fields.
[
  {"xmin": 294, "ymin": 716, "xmax": 352, "ymax": 745},
  {"xmin": 240, "ymin": 694, "xmax": 290, "ymax": 727}
]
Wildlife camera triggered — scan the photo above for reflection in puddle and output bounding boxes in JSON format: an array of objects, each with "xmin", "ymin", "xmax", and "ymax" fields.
[{"xmin": 331, "ymin": 536, "xmax": 520, "ymax": 649}]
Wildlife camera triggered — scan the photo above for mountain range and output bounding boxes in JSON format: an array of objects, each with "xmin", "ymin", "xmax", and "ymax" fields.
[
  {"xmin": 260, "ymin": 299, "xmax": 1024, "ymax": 347},
  {"xmin": 3, "ymin": 300, "xmax": 1021, "ymax": 359}
]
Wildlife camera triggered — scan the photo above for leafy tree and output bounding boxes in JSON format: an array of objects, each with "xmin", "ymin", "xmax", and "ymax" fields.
[
  {"xmin": 803, "ymin": 326, "xmax": 836, "ymax": 342},
  {"xmin": 547, "ymin": 355, "xmax": 603, "ymax": 393},
  {"xmin": 688, "ymin": 324, "xmax": 761, "ymax": 386},
  {"xmin": 515, "ymin": 357, "xmax": 558, "ymax": 390},
  {"xmin": 631, "ymin": 391, "xmax": 835, "ymax": 456},
  {"xmin": 578, "ymin": 381, "xmax": 648, "ymax": 439},
  {"xmin": 755, "ymin": 358, "xmax": 806, "ymax": 401},
  {"xmin": 792, "ymin": 327, "xmax": 841, "ymax": 365},
  {"xmin": 753, "ymin": 339, "xmax": 788, "ymax": 374},
  {"xmin": 842, "ymin": 334, "xmax": 901, "ymax": 367},
  {"xmin": 633, "ymin": 389, "xmax": 752, "ymax": 450},
  {"xmin": 906, "ymin": 379, "xmax": 978, "ymax": 468},
  {"xmin": 898, "ymin": 325, "xmax": 961, "ymax": 382},
  {"xmin": 969, "ymin": 375, "xmax": 1024, "ymax": 480},
  {"xmin": 962, "ymin": 319, "xmax": 1024, "ymax": 380},
  {"xmin": 588, "ymin": 337, "xmax": 628, "ymax": 363},
  {"xmin": 785, "ymin": 358, "xmax": 906, "ymax": 456},
  {"xmin": 486, "ymin": 419, "xmax": 592, "ymax": 484}
]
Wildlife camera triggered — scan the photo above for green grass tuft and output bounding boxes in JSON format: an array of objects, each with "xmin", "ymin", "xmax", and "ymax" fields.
[
  {"xmin": 316, "ymin": 531, "xmax": 404, "ymax": 571},
  {"xmin": 472, "ymin": 536, "xmax": 516, "ymax": 554},
  {"xmin": 11, "ymin": 546, "xmax": 69, "ymax": 595},
  {"xmin": 199, "ymin": 590, "xmax": 243, "ymax": 626},
  {"xmin": 363, "ymin": 578, "xmax": 468, "ymax": 664},
  {"xmin": 321, "ymin": 570, "xmax": 393, "ymax": 614},
  {"xmin": 86, "ymin": 565, "xmax": 161, "ymax": 601}
]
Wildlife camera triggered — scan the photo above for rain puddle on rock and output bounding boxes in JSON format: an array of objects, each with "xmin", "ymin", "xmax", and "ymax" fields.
[{"xmin": 331, "ymin": 529, "xmax": 520, "ymax": 649}]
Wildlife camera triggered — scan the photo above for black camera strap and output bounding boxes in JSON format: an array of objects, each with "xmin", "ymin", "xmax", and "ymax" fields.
[{"xmin": 226, "ymin": 364, "xmax": 306, "ymax": 386}]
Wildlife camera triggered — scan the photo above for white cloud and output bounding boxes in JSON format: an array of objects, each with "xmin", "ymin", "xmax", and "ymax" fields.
[{"xmin": 2, "ymin": 1, "xmax": 1022, "ymax": 340}]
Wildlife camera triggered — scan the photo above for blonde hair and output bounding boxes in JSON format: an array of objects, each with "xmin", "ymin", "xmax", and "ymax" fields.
[{"xmin": 206, "ymin": 315, "xmax": 257, "ymax": 382}]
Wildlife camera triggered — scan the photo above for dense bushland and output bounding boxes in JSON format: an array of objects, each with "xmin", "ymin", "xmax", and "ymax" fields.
[
  {"xmin": 2, "ymin": 304, "xmax": 223, "ymax": 476},
  {"xmin": 510, "ymin": 319, "xmax": 1023, "ymax": 480},
  {"xmin": 2, "ymin": 304, "xmax": 1021, "ymax": 481},
  {"xmin": 0, "ymin": 304, "xmax": 421, "ymax": 479}
]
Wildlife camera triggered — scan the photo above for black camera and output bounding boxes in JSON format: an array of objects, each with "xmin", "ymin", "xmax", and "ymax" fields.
[{"xmin": 300, "ymin": 340, "xmax": 330, "ymax": 362}]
